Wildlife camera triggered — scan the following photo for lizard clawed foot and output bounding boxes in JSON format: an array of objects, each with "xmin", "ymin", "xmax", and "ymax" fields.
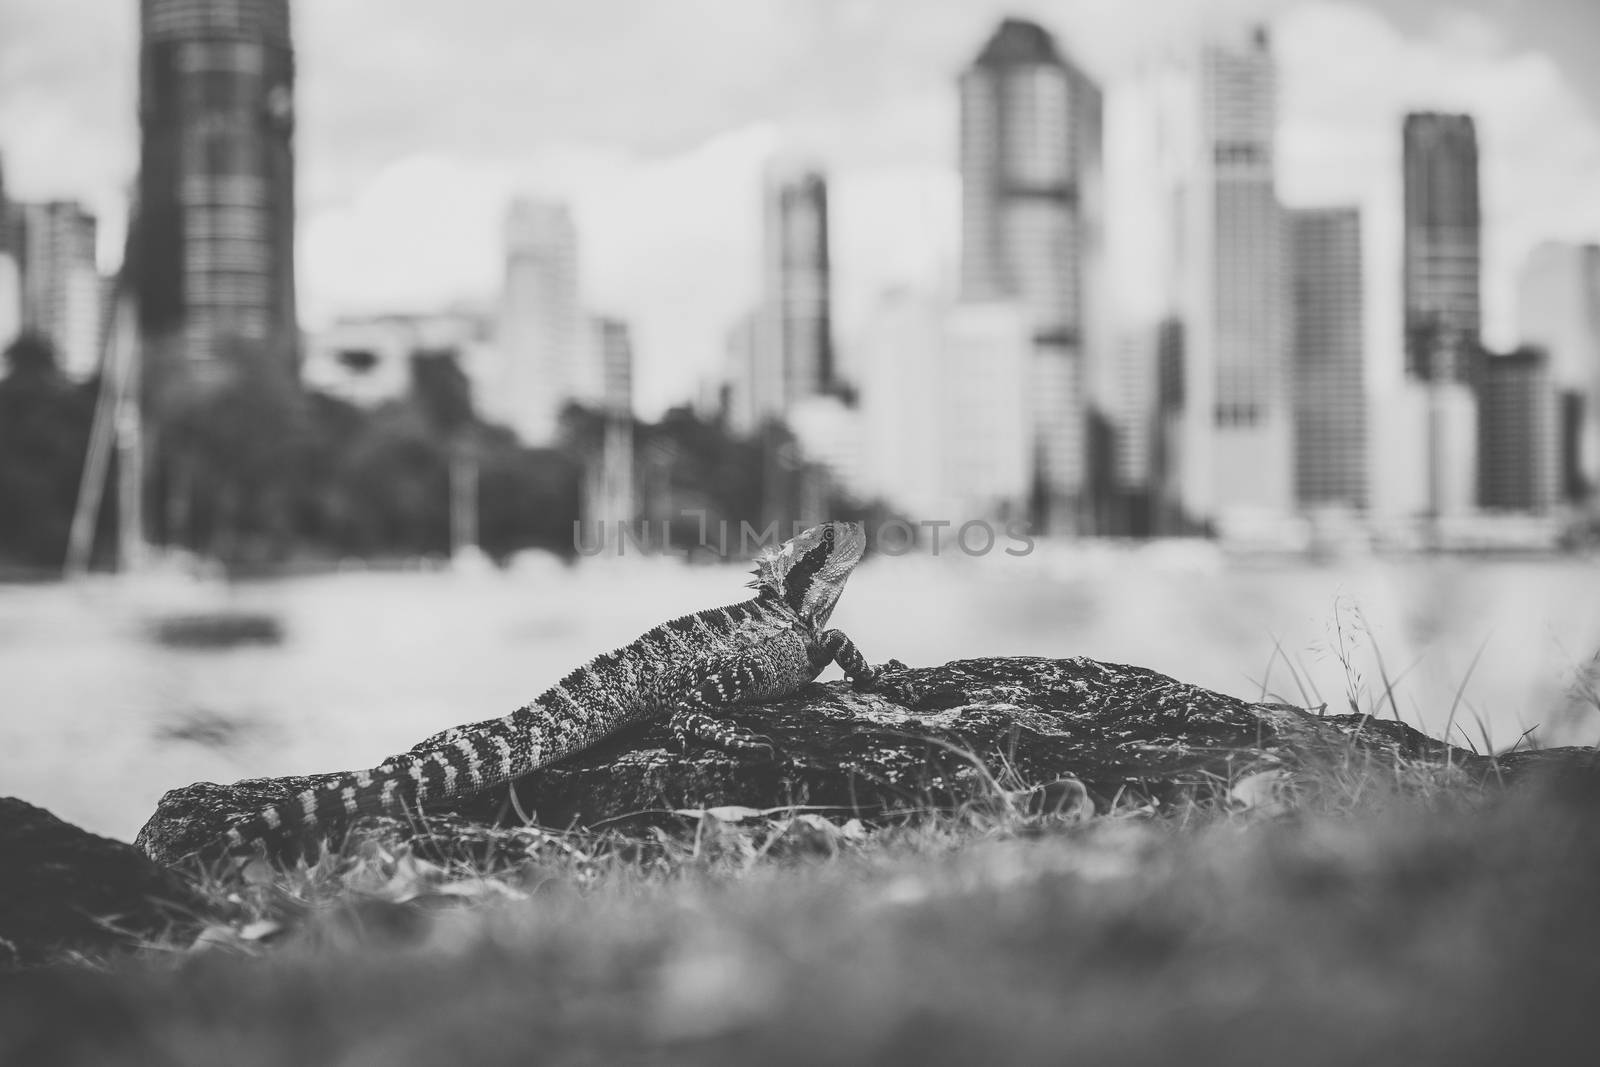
[
  {"xmin": 848, "ymin": 660, "xmax": 922, "ymax": 704},
  {"xmin": 670, "ymin": 710, "xmax": 779, "ymax": 762},
  {"xmin": 674, "ymin": 731, "xmax": 779, "ymax": 763},
  {"xmin": 872, "ymin": 662, "xmax": 936, "ymax": 707},
  {"xmin": 875, "ymin": 679, "xmax": 925, "ymax": 707}
]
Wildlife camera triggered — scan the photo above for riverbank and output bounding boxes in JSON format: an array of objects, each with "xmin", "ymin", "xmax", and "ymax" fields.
[{"xmin": 3, "ymin": 752, "xmax": 1598, "ymax": 1066}]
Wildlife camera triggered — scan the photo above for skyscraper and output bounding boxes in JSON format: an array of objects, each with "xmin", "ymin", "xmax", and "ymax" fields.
[
  {"xmin": 1289, "ymin": 207, "xmax": 1366, "ymax": 511},
  {"xmin": 17, "ymin": 201, "xmax": 102, "ymax": 380},
  {"xmin": 0, "ymin": 155, "xmax": 22, "ymax": 352},
  {"xmin": 761, "ymin": 160, "xmax": 834, "ymax": 414},
  {"xmin": 581, "ymin": 317, "xmax": 635, "ymax": 536},
  {"xmin": 857, "ymin": 289, "xmax": 945, "ymax": 518},
  {"xmin": 939, "ymin": 303, "xmax": 1035, "ymax": 520},
  {"xmin": 959, "ymin": 17, "xmax": 1103, "ymax": 532},
  {"xmin": 1403, "ymin": 114, "xmax": 1480, "ymax": 384},
  {"xmin": 1174, "ymin": 26, "xmax": 1291, "ymax": 526},
  {"xmin": 1478, "ymin": 347, "xmax": 1558, "ymax": 514},
  {"xmin": 496, "ymin": 199, "xmax": 581, "ymax": 445},
  {"xmin": 1518, "ymin": 242, "xmax": 1600, "ymax": 500},
  {"xmin": 591, "ymin": 316, "xmax": 635, "ymax": 419},
  {"xmin": 135, "ymin": 0, "xmax": 298, "ymax": 386},
  {"xmin": 0, "ymin": 152, "xmax": 15, "ymax": 257},
  {"xmin": 1402, "ymin": 113, "xmax": 1481, "ymax": 520},
  {"xmin": 720, "ymin": 309, "xmax": 763, "ymax": 437}
]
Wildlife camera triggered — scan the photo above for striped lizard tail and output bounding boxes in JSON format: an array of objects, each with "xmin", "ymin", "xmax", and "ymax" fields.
[{"xmin": 221, "ymin": 703, "xmax": 552, "ymax": 854}]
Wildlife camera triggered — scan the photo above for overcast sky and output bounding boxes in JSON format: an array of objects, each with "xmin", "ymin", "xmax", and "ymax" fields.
[{"xmin": 3, "ymin": 0, "xmax": 1599, "ymax": 414}]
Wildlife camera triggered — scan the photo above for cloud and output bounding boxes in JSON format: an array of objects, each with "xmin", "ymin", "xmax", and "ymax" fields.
[
  {"xmin": 0, "ymin": 0, "xmax": 135, "ymax": 266},
  {"xmin": 6, "ymin": 0, "xmax": 1600, "ymax": 414}
]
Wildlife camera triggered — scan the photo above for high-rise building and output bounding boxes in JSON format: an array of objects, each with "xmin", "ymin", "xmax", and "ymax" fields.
[
  {"xmin": 790, "ymin": 394, "xmax": 867, "ymax": 504},
  {"xmin": 1289, "ymin": 207, "xmax": 1366, "ymax": 511},
  {"xmin": 1174, "ymin": 26, "xmax": 1291, "ymax": 526},
  {"xmin": 1518, "ymin": 242, "xmax": 1600, "ymax": 500},
  {"xmin": 590, "ymin": 316, "xmax": 635, "ymax": 418},
  {"xmin": 939, "ymin": 303, "xmax": 1035, "ymax": 520},
  {"xmin": 135, "ymin": 0, "xmax": 298, "ymax": 388},
  {"xmin": 0, "ymin": 152, "xmax": 15, "ymax": 256},
  {"xmin": 1401, "ymin": 113, "xmax": 1481, "ymax": 520},
  {"xmin": 17, "ymin": 201, "xmax": 102, "ymax": 380},
  {"xmin": 761, "ymin": 160, "xmax": 834, "ymax": 416},
  {"xmin": 581, "ymin": 317, "xmax": 636, "ymax": 536},
  {"xmin": 1151, "ymin": 316, "xmax": 1189, "ymax": 531},
  {"xmin": 1403, "ymin": 114, "xmax": 1480, "ymax": 384},
  {"xmin": 1478, "ymin": 347, "xmax": 1559, "ymax": 513},
  {"xmin": 857, "ymin": 288, "xmax": 945, "ymax": 517},
  {"xmin": 0, "ymin": 155, "xmax": 22, "ymax": 353},
  {"xmin": 1097, "ymin": 328, "xmax": 1158, "ymax": 534},
  {"xmin": 959, "ymin": 17, "xmax": 1103, "ymax": 532},
  {"xmin": 720, "ymin": 309, "xmax": 763, "ymax": 437},
  {"xmin": 496, "ymin": 198, "xmax": 582, "ymax": 445}
]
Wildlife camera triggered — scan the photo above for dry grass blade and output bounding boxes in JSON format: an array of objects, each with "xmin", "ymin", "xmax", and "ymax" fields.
[{"xmin": 1441, "ymin": 631, "xmax": 1493, "ymax": 765}]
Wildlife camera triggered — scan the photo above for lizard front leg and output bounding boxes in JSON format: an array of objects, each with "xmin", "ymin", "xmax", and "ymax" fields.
[{"xmin": 816, "ymin": 629, "xmax": 907, "ymax": 692}]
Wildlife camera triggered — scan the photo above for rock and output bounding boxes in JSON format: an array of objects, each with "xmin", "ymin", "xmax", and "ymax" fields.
[
  {"xmin": 135, "ymin": 656, "xmax": 1600, "ymax": 866},
  {"xmin": 0, "ymin": 798, "xmax": 204, "ymax": 967}
]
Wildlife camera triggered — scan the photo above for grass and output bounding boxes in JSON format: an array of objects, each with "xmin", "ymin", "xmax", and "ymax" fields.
[{"xmin": 6, "ymin": 744, "xmax": 1599, "ymax": 1066}]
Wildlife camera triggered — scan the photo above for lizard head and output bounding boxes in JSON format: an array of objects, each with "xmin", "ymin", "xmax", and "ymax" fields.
[{"xmin": 751, "ymin": 521, "xmax": 867, "ymax": 628}]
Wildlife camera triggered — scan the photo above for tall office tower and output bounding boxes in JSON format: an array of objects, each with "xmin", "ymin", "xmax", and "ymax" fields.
[
  {"xmin": 1402, "ymin": 113, "xmax": 1481, "ymax": 521},
  {"xmin": 790, "ymin": 395, "xmax": 867, "ymax": 506},
  {"xmin": 1151, "ymin": 316, "xmax": 1188, "ymax": 532},
  {"xmin": 1288, "ymin": 207, "xmax": 1367, "ymax": 511},
  {"xmin": 721, "ymin": 309, "xmax": 763, "ymax": 437},
  {"xmin": 17, "ymin": 201, "xmax": 103, "ymax": 380},
  {"xmin": 580, "ymin": 317, "xmax": 636, "ymax": 535},
  {"xmin": 1174, "ymin": 26, "xmax": 1291, "ymax": 526},
  {"xmin": 590, "ymin": 317, "xmax": 635, "ymax": 418},
  {"xmin": 0, "ymin": 153, "xmax": 14, "ymax": 261},
  {"xmin": 1099, "ymin": 328, "xmax": 1157, "ymax": 534},
  {"xmin": 857, "ymin": 289, "xmax": 945, "ymax": 517},
  {"xmin": 1478, "ymin": 347, "xmax": 1558, "ymax": 513},
  {"xmin": 135, "ymin": 0, "xmax": 298, "ymax": 389},
  {"xmin": 761, "ymin": 160, "xmax": 834, "ymax": 414},
  {"xmin": 496, "ymin": 199, "xmax": 581, "ymax": 445},
  {"xmin": 1404, "ymin": 114, "xmax": 1480, "ymax": 384},
  {"xmin": 1518, "ymin": 242, "xmax": 1600, "ymax": 500},
  {"xmin": 959, "ymin": 17, "xmax": 1103, "ymax": 533},
  {"xmin": 939, "ymin": 303, "xmax": 1035, "ymax": 520},
  {"xmin": 0, "ymin": 155, "xmax": 20, "ymax": 351}
]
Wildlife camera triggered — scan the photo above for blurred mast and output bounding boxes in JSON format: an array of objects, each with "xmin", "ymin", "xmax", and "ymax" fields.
[
  {"xmin": 449, "ymin": 438, "xmax": 479, "ymax": 559},
  {"xmin": 64, "ymin": 283, "xmax": 143, "ymax": 578}
]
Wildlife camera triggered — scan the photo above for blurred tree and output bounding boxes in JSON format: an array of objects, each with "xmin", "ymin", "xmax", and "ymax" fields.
[
  {"xmin": 478, "ymin": 429, "xmax": 581, "ymax": 561},
  {"xmin": 330, "ymin": 404, "xmax": 450, "ymax": 557},
  {"xmin": 157, "ymin": 336, "xmax": 306, "ymax": 570},
  {"xmin": 410, "ymin": 349, "xmax": 474, "ymax": 437},
  {"xmin": 0, "ymin": 334, "xmax": 98, "ymax": 570}
]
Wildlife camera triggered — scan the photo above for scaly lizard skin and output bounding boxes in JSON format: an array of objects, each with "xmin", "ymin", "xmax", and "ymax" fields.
[{"xmin": 220, "ymin": 521, "xmax": 901, "ymax": 854}]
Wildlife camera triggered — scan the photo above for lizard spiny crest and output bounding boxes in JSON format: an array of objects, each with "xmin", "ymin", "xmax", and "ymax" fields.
[{"xmin": 750, "ymin": 521, "xmax": 866, "ymax": 629}]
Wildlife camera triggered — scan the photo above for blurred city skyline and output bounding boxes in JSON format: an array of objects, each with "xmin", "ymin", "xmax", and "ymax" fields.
[{"xmin": 4, "ymin": 0, "xmax": 1600, "ymax": 417}]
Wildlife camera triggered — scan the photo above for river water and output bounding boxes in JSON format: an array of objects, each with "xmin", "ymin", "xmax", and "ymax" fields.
[{"xmin": 2, "ymin": 545, "xmax": 1597, "ymax": 842}]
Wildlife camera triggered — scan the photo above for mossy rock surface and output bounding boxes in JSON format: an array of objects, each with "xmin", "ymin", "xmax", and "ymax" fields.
[{"xmin": 132, "ymin": 656, "xmax": 1591, "ymax": 866}]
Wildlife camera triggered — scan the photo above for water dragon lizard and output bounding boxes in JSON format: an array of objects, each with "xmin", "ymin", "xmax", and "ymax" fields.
[{"xmin": 219, "ymin": 521, "xmax": 903, "ymax": 855}]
